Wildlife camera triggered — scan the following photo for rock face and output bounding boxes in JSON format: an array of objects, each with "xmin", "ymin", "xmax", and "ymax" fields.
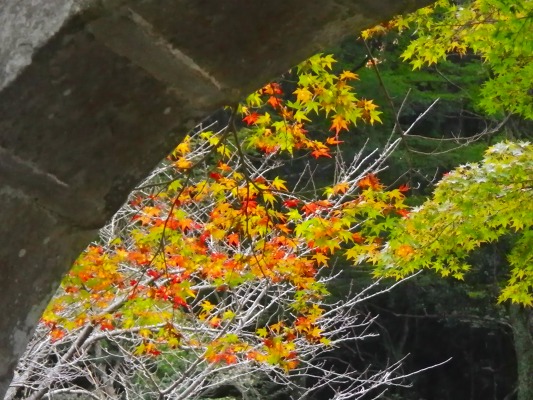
[{"xmin": 0, "ymin": 0, "xmax": 432, "ymax": 395}]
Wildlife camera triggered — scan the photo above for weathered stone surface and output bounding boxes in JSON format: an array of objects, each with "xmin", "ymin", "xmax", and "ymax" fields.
[{"xmin": 0, "ymin": 0, "xmax": 432, "ymax": 395}]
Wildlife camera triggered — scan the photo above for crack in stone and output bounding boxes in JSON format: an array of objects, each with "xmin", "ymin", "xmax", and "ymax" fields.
[
  {"xmin": 126, "ymin": 9, "xmax": 223, "ymax": 91},
  {"xmin": 87, "ymin": 8, "xmax": 224, "ymax": 93},
  {"xmin": 0, "ymin": 146, "xmax": 105, "ymax": 230},
  {"xmin": 0, "ymin": 145, "xmax": 69, "ymax": 190}
]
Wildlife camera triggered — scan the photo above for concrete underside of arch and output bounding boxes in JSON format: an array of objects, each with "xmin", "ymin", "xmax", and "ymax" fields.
[{"xmin": 0, "ymin": 0, "xmax": 431, "ymax": 395}]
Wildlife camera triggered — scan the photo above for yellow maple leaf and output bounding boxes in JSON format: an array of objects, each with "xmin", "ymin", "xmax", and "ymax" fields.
[
  {"xmin": 312, "ymin": 252, "xmax": 329, "ymax": 266},
  {"xmin": 339, "ymin": 70, "xmax": 358, "ymax": 81},
  {"xmin": 175, "ymin": 157, "xmax": 192, "ymax": 169},
  {"xmin": 293, "ymin": 87, "xmax": 313, "ymax": 103}
]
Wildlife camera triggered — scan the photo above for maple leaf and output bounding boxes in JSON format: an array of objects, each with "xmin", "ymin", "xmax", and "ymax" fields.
[
  {"xmin": 339, "ymin": 70, "xmax": 359, "ymax": 80},
  {"xmin": 284, "ymin": 359, "xmax": 300, "ymax": 371},
  {"xmin": 175, "ymin": 138, "xmax": 191, "ymax": 156},
  {"xmin": 201, "ymin": 300, "xmax": 215, "ymax": 313},
  {"xmin": 311, "ymin": 148, "xmax": 332, "ymax": 159},
  {"xmin": 312, "ymin": 252, "xmax": 329, "ymax": 266},
  {"xmin": 293, "ymin": 87, "xmax": 313, "ymax": 103},
  {"xmin": 99, "ymin": 319, "xmax": 114, "ymax": 331},
  {"xmin": 241, "ymin": 199, "xmax": 258, "ymax": 211},
  {"xmin": 262, "ymin": 191, "xmax": 277, "ymax": 206},
  {"xmin": 269, "ymin": 321, "xmax": 284, "ymax": 334},
  {"xmin": 283, "ymin": 199, "xmax": 300, "ymax": 208},
  {"xmin": 210, "ymin": 172, "xmax": 223, "ymax": 181},
  {"xmin": 326, "ymin": 136, "xmax": 344, "ymax": 145},
  {"xmin": 178, "ymin": 218, "xmax": 195, "ymax": 232},
  {"xmin": 217, "ymin": 162, "xmax": 232, "ymax": 172},
  {"xmin": 227, "ymin": 233, "xmax": 240, "ymax": 247},
  {"xmin": 271, "ymin": 177, "xmax": 288, "ymax": 191},
  {"xmin": 256, "ymin": 327, "xmax": 268, "ymax": 338},
  {"xmin": 267, "ymin": 96, "xmax": 282, "ymax": 109},
  {"xmin": 262, "ymin": 82, "xmax": 283, "ymax": 95},
  {"xmin": 172, "ymin": 296, "xmax": 188, "ymax": 309},
  {"xmin": 330, "ymin": 114, "xmax": 349, "ymax": 134},
  {"xmin": 332, "ymin": 182, "xmax": 349, "ymax": 195},
  {"xmin": 49, "ymin": 328, "xmax": 66, "ymax": 342},
  {"xmin": 352, "ymin": 232, "xmax": 365, "ymax": 244},
  {"xmin": 358, "ymin": 174, "xmax": 382, "ymax": 190},
  {"xmin": 209, "ymin": 316, "xmax": 222, "ymax": 328},
  {"xmin": 395, "ymin": 244, "xmax": 415, "ymax": 259},
  {"xmin": 396, "ymin": 209, "xmax": 410, "ymax": 218},
  {"xmin": 243, "ymin": 112, "xmax": 260, "ymax": 125},
  {"xmin": 301, "ymin": 202, "xmax": 319, "ymax": 215},
  {"xmin": 345, "ymin": 246, "xmax": 361, "ymax": 261},
  {"xmin": 398, "ymin": 184, "xmax": 410, "ymax": 192},
  {"xmin": 147, "ymin": 269, "xmax": 161, "ymax": 279},
  {"xmin": 146, "ymin": 343, "xmax": 161, "ymax": 356}
]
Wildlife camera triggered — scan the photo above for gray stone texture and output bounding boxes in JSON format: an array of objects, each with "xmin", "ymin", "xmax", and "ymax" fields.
[{"xmin": 0, "ymin": 0, "xmax": 432, "ymax": 396}]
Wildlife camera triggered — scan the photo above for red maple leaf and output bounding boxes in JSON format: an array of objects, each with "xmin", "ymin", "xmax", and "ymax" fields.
[
  {"xmin": 283, "ymin": 199, "xmax": 300, "ymax": 208},
  {"xmin": 243, "ymin": 112, "xmax": 260, "ymax": 125},
  {"xmin": 241, "ymin": 199, "xmax": 258, "ymax": 211},
  {"xmin": 147, "ymin": 269, "xmax": 161, "ymax": 279},
  {"xmin": 100, "ymin": 320, "xmax": 114, "ymax": 331},
  {"xmin": 210, "ymin": 172, "xmax": 222, "ymax": 181},
  {"xmin": 172, "ymin": 296, "xmax": 188, "ymax": 309},
  {"xmin": 398, "ymin": 184, "xmax": 410, "ymax": 192},
  {"xmin": 396, "ymin": 209, "xmax": 410, "ymax": 218}
]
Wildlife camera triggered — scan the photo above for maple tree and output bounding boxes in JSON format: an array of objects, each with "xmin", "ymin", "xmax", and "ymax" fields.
[
  {"xmin": 357, "ymin": 0, "xmax": 533, "ymax": 305},
  {"xmin": 359, "ymin": 3, "xmax": 533, "ymax": 398},
  {"xmin": 370, "ymin": 141, "xmax": 533, "ymax": 400},
  {"xmin": 7, "ymin": 55, "xmax": 420, "ymax": 400},
  {"xmin": 392, "ymin": 0, "xmax": 533, "ymax": 119},
  {"xmin": 373, "ymin": 141, "xmax": 532, "ymax": 305}
]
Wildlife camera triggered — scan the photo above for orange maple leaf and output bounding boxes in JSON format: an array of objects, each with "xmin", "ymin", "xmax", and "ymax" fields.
[
  {"xmin": 217, "ymin": 162, "xmax": 232, "ymax": 172},
  {"xmin": 352, "ymin": 232, "xmax": 365, "ymax": 244},
  {"xmin": 357, "ymin": 174, "xmax": 382, "ymax": 190},
  {"xmin": 311, "ymin": 148, "xmax": 332, "ymax": 159},
  {"xmin": 326, "ymin": 136, "xmax": 344, "ymax": 145},
  {"xmin": 301, "ymin": 202, "xmax": 319, "ymax": 215},
  {"xmin": 330, "ymin": 115, "xmax": 349, "ymax": 134},
  {"xmin": 227, "ymin": 232, "xmax": 239, "ymax": 247},
  {"xmin": 396, "ymin": 209, "xmax": 410, "ymax": 218},
  {"xmin": 396, "ymin": 244, "xmax": 415, "ymax": 258},
  {"xmin": 332, "ymin": 182, "xmax": 349, "ymax": 195},
  {"xmin": 49, "ymin": 328, "xmax": 66, "ymax": 342},
  {"xmin": 262, "ymin": 82, "xmax": 283, "ymax": 95},
  {"xmin": 267, "ymin": 96, "xmax": 283, "ymax": 109}
]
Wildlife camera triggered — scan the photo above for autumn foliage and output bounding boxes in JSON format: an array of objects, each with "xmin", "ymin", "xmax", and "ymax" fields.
[
  {"xmin": 11, "ymin": 2, "xmax": 533, "ymax": 399},
  {"xmin": 39, "ymin": 54, "xmax": 409, "ymax": 379}
]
